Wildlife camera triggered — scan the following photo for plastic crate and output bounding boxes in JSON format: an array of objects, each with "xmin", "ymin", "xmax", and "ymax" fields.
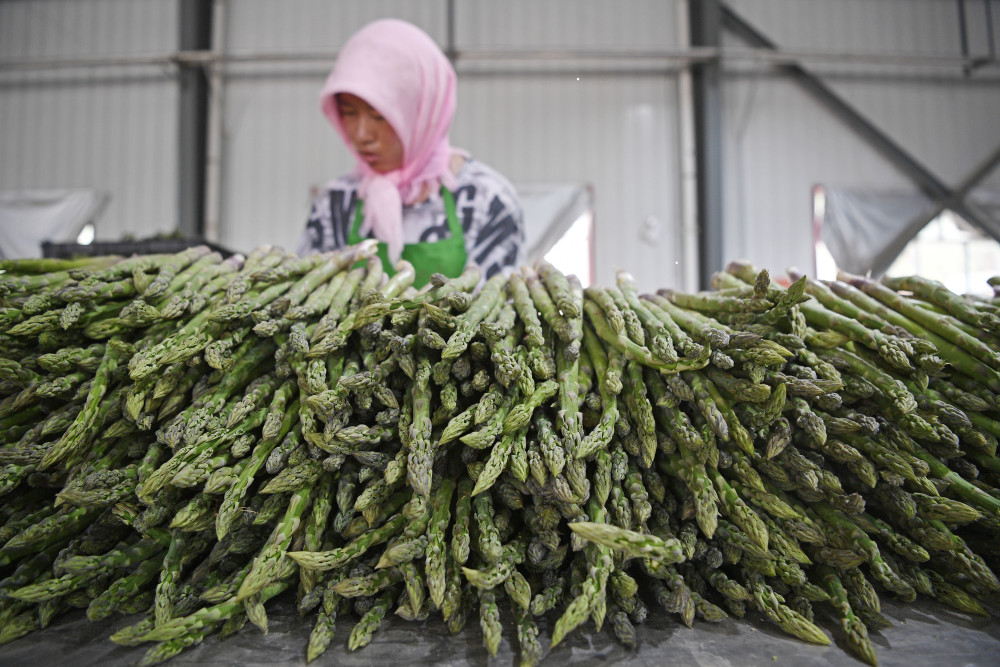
[{"xmin": 41, "ymin": 237, "xmax": 237, "ymax": 259}]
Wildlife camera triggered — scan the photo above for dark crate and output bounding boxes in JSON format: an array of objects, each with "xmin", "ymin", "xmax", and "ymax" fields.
[{"xmin": 41, "ymin": 238, "xmax": 237, "ymax": 259}]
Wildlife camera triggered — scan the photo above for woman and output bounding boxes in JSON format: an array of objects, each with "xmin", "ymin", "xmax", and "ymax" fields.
[{"xmin": 298, "ymin": 19, "xmax": 525, "ymax": 287}]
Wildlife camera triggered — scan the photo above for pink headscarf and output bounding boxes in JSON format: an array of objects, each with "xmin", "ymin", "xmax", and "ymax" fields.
[{"xmin": 320, "ymin": 19, "xmax": 459, "ymax": 262}]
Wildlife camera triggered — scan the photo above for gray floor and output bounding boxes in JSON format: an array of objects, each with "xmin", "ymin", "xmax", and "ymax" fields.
[{"xmin": 1, "ymin": 594, "xmax": 998, "ymax": 666}]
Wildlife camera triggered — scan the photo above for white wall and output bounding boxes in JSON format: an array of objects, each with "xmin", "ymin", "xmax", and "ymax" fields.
[
  {"xmin": 1, "ymin": 0, "xmax": 997, "ymax": 292},
  {"xmin": 0, "ymin": 0, "xmax": 180, "ymax": 243},
  {"xmin": 452, "ymin": 1, "xmax": 685, "ymax": 292},
  {"xmin": 721, "ymin": 0, "xmax": 1000, "ymax": 278}
]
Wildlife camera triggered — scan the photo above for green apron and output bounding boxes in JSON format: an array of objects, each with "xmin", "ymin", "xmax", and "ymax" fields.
[{"xmin": 347, "ymin": 187, "xmax": 467, "ymax": 289}]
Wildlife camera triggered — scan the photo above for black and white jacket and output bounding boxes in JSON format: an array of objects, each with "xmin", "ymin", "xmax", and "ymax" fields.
[{"xmin": 298, "ymin": 158, "xmax": 525, "ymax": 280}]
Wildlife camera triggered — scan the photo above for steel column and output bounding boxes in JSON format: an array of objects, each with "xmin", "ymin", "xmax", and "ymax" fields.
[
  {"xmin": 690, "ymin": 0, "xmax": 724, "ymax": 289},
  {"xmin": 177, "ymin": 0, "xmax": 212, "ymax": 238}
]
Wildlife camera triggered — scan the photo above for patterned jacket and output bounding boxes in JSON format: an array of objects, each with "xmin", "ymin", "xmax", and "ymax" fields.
[{"xmin": 298, "ymin": 158, "xmax": 524, "ymax": 281}]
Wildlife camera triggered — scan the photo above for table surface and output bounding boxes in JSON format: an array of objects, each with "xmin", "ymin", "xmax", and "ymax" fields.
[{"xmin": 1, "ymin": 593, "xmax": 998, "ymax": 667}]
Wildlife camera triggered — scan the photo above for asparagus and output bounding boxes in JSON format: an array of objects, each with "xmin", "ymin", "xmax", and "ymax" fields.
[{"xmin": 1, "ymin": 247, "xmax": 1000, "ymax": 667}]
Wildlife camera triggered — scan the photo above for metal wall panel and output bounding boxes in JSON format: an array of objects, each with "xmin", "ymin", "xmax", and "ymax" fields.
[
  {"xmin": 452, "ymin": 72, "xmax": 684, "ymax": 291},
  {"xmin": 225, "ymin": 0, "xmax": 446, "ymax": 52},
  {"xmin": 0, "ymin": 0, "xmax": 180, "ymax": 244},
  {"xmin": 0, "ymin": 0, "xmax": 177, "ymax": 60},
  {"xmin": 455, "ymin": 0, "xmax": 680, "ymax": 50},
  {"xmin": 450, "ymin": 0, "xmax": 689, "ymax": 291},
  {"xmin": 719, "ymin": 0, "xmax": 1000, "ymax": 279},
  {"xmin": 720, "ymin": 74, "xmax": 912, "ymax": 277},
  {"xmin": 3, "ymin": 0, "xmax": 994, "ymax": 290},
  {"xmin": 218, "ymin": 71, "xmax": 349, "ymax": 254}
]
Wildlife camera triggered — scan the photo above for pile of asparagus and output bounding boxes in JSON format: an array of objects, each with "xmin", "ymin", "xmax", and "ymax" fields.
[{"xmin": 0, "ymin": 241, "xmax": 998, "ymax": 666}]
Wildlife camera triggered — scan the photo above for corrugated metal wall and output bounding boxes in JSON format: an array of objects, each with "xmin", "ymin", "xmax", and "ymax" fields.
[
  {"xmin": 721, "ymin": 0, "xmax": 1000, "ymax": 277},
  {"xmin": 451, "ymin": 1, "xmax": 684, "ymax": 292},
  {"xmin": 0, "ymin": 0, "xmax": 180, "ymax": 242},
  {"xmin": 0, "ymin": 0, "xmax": 997, "ymax": 291}
]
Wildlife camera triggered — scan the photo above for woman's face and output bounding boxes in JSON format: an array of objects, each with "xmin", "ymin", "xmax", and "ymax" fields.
[{"xmin": 336, "ymin": 93, "xmax": 403, "ymax": 173}]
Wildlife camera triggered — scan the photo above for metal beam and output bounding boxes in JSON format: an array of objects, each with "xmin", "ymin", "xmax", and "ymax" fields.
[
  {"xmin": 870, "ymin": 143, "xmax": 1000, "ymax": 275},
  {"xmin": 4, "ymin": 47, "xmax": 998, "ymax": 75},
  {"xmin": 690, "ymin": 0, "xmax": 724, "ymax": 289},
  {"xmin": 177, "ymin": 0, "xmax": 212, "ymax": 238},
  {"xmin": 721, "ymin": 4, "xmax": 999, "ymax": 239}
]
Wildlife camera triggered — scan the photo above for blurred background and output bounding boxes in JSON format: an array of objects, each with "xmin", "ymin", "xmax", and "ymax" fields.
[{"xmin": 0, "ymin": 0, "xmax": 998, "ymax": 294}]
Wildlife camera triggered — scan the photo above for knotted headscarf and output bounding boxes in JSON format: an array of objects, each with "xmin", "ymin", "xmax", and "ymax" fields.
[{"xmin": 320, "ymin": 19, "xmax": 459, "ymax": 262}]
